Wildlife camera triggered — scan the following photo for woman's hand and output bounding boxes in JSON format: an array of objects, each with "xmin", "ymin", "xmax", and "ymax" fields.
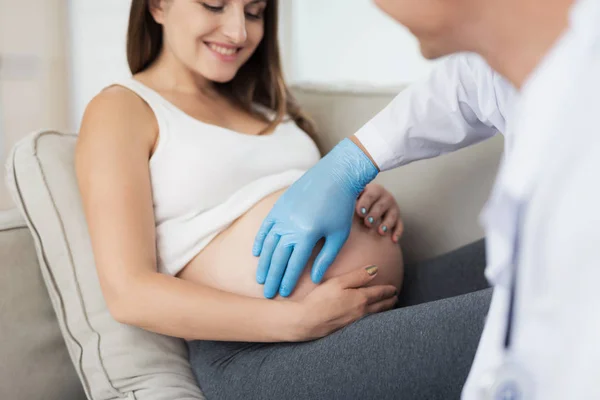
[
  {"xmin": 356, "ymin": 184, "xmax": 404, "ymax": 243},
  {"xmin": 293, "ymin": 265, "xmax": 398, "ymax": 341}
]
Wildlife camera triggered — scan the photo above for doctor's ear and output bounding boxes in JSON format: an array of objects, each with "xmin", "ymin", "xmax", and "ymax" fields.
[{"xmin": 149, "ymin": 0, "xmax": 172, "ymax": 25}]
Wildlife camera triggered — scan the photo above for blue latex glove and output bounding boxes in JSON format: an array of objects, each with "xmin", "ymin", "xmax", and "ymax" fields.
[{"xmin": 253, "ymin": 138, "xmax": 379, "ymax": 298}]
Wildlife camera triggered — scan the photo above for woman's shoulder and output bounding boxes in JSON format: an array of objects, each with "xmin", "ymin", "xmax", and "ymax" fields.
[
  {"xmin": 78, "ymin": 83, "xmax": 158, "ymax": 152},
  {"xmin": 82, "ymin": 82, "xmax": 156, "ymax": 130},
  {"xmin": 88, "ymin": 82, "xmax": 153, "ymax": 121}
]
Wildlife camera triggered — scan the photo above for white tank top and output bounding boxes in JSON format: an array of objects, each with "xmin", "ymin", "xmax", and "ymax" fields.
[{"xmin": 113, "ymin": 78, "xmax": 321, "ymax": 276}]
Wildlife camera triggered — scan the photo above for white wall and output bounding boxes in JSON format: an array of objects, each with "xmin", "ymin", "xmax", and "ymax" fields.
[
  {"xmin": 68, "ymin": 0, "xmax": 132, "ymax": 130},
  {"xmin": 0, "ymin": 0, "xmax": 70, "ymax": 209},
  {"xmin": 290, "ymin": 0, "xmax": 434, "ymax": 87}
]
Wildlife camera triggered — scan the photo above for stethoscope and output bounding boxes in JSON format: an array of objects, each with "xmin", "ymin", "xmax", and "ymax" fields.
[{"xmin": 479, "ymin": 205, "xmax": 534, "ymax": 400}]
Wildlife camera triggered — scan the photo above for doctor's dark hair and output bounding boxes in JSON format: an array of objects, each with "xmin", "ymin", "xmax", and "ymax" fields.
[{"xmin": 126, "ymin": 0, "xmax": 318, "ymax": 142}]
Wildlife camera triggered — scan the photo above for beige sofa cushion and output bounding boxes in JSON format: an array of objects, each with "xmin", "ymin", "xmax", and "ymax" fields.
[
  {"xmin": 0, "ymin": 209, "xmax": 87, "ymax": 400},
  {"xmin": 292, "ymin": 85, "xmax": 503, "ymax": 262},
  {"xmin": 6, "ymin": 131, "xmax": 205, "ymax": 400}
]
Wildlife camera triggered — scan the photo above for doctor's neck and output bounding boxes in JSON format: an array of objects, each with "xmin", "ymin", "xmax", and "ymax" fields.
[{"xmin": 472, "ymin": 0, "xmax": 574, "ymax": 89}]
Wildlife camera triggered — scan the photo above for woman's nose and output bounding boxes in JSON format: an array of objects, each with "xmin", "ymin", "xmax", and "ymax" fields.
[{"xmin": 221, "ymin": 7, "xmax": 247, "ymax": 44}]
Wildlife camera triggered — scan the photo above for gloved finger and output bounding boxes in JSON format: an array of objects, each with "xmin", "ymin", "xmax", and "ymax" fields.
[
  {"xmin": 311, "ymin": 231, "xmax": 347, "ymax": 284},
  {"xmin": 252, "ymin": 217, "xmax": 275, "ymax": 257},
  {"xmin": 256, "ymin": 231, "xmax": 280, "ymax": 285},
  {"xmin": 355, "ymin": 185, "xmax": 382, "ymax": 217},
  {"xmin": 279, "ymin": 240, "xmax": 316, "ymax": 297},
  {"xmin": 378, "ymin": 207, "xmax": 399, "ymax": 236},
  {"xmin": 263, "ymin": 240, "xmax": 294, "ymax": 299}
]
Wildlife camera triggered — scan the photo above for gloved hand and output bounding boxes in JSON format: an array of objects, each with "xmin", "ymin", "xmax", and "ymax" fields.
[{"xmin": 253, "ymin": 138, "xmax": 379, "ymax": 298}]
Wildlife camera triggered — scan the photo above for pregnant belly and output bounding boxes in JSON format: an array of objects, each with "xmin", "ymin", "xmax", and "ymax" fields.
[{"xmin": 177, "ymin": 189, "xmax": 404, "ymax": 301}]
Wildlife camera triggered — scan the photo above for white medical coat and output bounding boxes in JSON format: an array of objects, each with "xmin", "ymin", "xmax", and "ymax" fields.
[{"xmin": 355, "ymin": 0, "xmax": 600, "ymax": 398}]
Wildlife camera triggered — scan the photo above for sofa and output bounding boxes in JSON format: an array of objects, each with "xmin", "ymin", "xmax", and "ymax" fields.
[{"xmin": 0, "ymin": 85, "xmax": 503, "ymax": 400}]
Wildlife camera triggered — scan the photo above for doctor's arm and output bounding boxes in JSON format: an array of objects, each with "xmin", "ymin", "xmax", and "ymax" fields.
[
  {"xmin": 253, "ymin": 53, "xmax": 516, "ymax": 299},
  {"xmin": 354, "ymin": 52, "xmax": 514, "ymax": 171}
]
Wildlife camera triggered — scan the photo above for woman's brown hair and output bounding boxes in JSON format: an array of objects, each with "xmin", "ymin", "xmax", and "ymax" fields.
[{"xmin": 126, "ymin": 0, "xmax": 318, "ymax": 142}]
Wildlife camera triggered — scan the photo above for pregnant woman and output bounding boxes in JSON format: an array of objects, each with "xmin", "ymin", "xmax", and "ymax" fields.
[{"xmin": 76, "ymin": 1, "xmax": 491, "ymax": 399}]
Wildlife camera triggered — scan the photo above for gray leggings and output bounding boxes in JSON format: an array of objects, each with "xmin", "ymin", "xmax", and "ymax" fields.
[{"xmin": 188, "ymin": 239, "xmax": 492, "ymax": 400}]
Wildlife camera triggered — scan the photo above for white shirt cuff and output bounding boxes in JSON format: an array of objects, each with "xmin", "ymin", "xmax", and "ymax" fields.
[{"xmin": 354, "ymin": 123, "xmax": 400, "ymax": 172}]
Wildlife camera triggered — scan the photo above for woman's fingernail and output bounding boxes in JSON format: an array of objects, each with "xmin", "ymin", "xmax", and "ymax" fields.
[
  {"xmin": 368, "ymin": 216, "xmax": 374, "ymax": 224},
  {"xmin": 361, "ymin": 207, "xmax": 367, "ymax": 215},
  {"xmin": 365, "ymin": 265, "xmax": 378, "ymax": 276},
  {"xmin": 382, "ymin": 225, "xmax": 388, "ymax": 233}
]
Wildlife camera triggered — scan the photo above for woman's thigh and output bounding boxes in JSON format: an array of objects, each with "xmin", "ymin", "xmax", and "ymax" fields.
[{"xmin": 188, "ymin": 287, "xmax": 493, "ymax": 400}]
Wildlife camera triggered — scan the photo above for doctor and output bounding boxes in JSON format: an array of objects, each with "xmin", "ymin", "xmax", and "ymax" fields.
[{"xmin": 254, "ymin": 0, "xmax": 600, "ymax": 398}]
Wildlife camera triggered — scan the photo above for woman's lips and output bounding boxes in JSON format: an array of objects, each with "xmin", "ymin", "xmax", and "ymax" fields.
[{"xmin": 205, "ymin": 42, "xmax": 241, "ymax": 62}]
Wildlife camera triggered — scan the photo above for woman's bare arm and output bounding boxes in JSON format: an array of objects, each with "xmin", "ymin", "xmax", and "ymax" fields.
[{"xmin": 76, "ymin": 87, "xmax": 300, "ymax": 342}]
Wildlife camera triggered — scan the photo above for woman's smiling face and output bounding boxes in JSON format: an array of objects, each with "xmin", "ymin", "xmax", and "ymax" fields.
[{"xmin": 151, "ymin": 0, "xmax": 267, "ymax": 82}]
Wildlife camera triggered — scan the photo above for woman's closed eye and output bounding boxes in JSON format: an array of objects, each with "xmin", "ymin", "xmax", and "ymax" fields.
[
  {"xmin": 200, "ymin": 2, "xmax": 224, "ymax": 13},
  {"xmin": 200, "ymin": 2, "xmax": 265, "ymax": 20},
  {"xmin": 245, "ymin": 4, "xmax": 265, "ymax": 20},
  {"xmin": 244, "ymin": 11, "xmax": 263, "ymax": 20}
]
